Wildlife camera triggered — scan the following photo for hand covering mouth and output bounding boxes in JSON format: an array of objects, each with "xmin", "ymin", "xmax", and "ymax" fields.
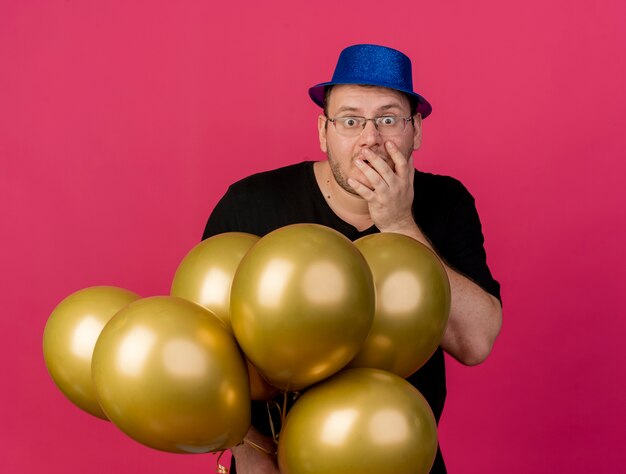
[{"xmin": 355, "ymin": 154, "xmax": 393, "ymax": 168}]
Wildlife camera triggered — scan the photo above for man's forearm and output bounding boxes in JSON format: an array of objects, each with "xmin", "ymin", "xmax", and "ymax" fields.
[{"xmin": 439, "ymin": 266, "xmax": 502, "ymax": 365}]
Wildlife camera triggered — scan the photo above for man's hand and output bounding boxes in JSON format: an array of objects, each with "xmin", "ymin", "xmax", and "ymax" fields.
[
  {"xmin": 230, "ymin": 427, "xmax": 280, "ymax": 474},
  {"xmin": 348, "ymin": 141, "xmax": 417, "ymax": 234}
]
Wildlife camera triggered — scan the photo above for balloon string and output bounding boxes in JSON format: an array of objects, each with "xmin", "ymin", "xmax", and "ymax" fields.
[
  {"xmin": 215, "ymin": 450, "xmax": 229, "ymax": 473},
  {"xmin": 266, "ymin": 399, "xmax": 282, "ymax": 443},
  {"xmin": 265, "ymin": 391, "xmax": 301, "ymax": 445},
  {"xmin": 243, "ymin": 438, "xmax": 277, "ymax": 456},
  {"xmin": 281, "ymin": 390, "xmax": 288, "ymax": 427}
]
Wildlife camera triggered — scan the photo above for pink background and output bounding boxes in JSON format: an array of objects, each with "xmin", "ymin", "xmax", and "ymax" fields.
[{"xmin": 2, "ymin": 1, "xmax": 625, "ymax": 472}]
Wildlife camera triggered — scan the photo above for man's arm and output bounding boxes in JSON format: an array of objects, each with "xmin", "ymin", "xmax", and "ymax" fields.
[
  {"xmin": 349, "ymin": 142, "xmax": 502, "ymax": 366},
  {"xmin": 389, "ymin": 224, "xmax": 502, "ymax": 366},
  {"xmin": 438, "ymin": 265, "xmax": 502, "ymax": 365}
]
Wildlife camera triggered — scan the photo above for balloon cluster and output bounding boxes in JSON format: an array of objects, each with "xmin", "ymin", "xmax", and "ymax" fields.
[{"xmin": 43, "ymin": 224, "xmax": 450, "ymax": 473}]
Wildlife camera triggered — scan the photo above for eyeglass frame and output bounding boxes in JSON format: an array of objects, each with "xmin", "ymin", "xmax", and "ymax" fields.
[{"xmin": 325, "ymin": 115, "xmax": 415, "ymax": 136}]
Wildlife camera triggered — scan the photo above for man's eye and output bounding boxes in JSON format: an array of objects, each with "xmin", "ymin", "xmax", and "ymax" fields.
[
  {"xmin": 343, "ymin": 118, "xmax": 359, "ymax": 128},
  {"xmin": 380, "ymin": 116, "xmax": 397, "ymax": 126}
]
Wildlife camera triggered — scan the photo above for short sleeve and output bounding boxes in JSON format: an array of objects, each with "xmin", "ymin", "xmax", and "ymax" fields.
[
  {"xmin": 202, "ymin": 187, "xmax": 242, "ymax": 240},
  {"xmin": 440, "ymin": 186, "xmax": 501, "ymax": 303}
]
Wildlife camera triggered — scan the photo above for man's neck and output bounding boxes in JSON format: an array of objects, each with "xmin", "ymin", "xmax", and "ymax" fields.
[{"xmin": 314, "ymin": 161, "xmax": 373, "ymax": 231}]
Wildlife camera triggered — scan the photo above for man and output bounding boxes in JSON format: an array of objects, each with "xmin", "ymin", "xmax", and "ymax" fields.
[{"xmin": 204, "ymin": 44, "xmax": 502, "ymax": 474}]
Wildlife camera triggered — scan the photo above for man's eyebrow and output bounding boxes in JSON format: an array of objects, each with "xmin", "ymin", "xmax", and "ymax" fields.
[
  {"xmin": 333, "ymin": 105, "xmax": 361, "ymax": 115},
  {"xmin": 377, "ymin": 104, "xmax": 404, "ymax": 113}
]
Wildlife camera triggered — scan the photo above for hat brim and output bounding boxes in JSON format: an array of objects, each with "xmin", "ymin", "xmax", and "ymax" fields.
[{"xmin": 309, "ymin": 81, "xmax": 432, "ymax": 119}]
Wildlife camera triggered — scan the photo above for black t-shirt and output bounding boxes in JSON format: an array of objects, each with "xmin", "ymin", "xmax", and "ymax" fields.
[{"xmin": 203, "ymin": 161, "xmax": 501, "ymax": 473}]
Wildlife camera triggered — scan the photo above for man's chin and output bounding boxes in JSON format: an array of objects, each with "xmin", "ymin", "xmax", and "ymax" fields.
[{"xmin": 337, "ymin": 179, "xmax": 361, "ymax": 197}]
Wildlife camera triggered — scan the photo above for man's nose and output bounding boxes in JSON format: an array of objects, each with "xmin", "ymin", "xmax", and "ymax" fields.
[{"xmin": 359, "ymin": 119, "xmax": 382, "ymax": 146}]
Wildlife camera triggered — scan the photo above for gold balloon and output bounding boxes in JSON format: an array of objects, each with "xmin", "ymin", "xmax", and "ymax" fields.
[
  {"xmin": 278, "ymin": 368, "xmax": 438, "ymax": 474},
  {"xmin": 43, "ymin": 286, "xmax": 140, "ymax": 420},
  {"xmin": 247, "ymin": 359, "xmax": 279, "ymax": 401},
  {"xmin": 231, "ymin": 224, "xmax": 375, "ymax": 391},
  {"xmin": 170, "ymin": 232, "xmax": 282, "ymax": 400},
  {"xmin": 92, "ymin": 296, "xmax": 250, "ymax": 453},
  {"xmin": 349, "ymin": 233, "xmax": 451, "ymax": 377},
  {"xmin": 171, "ymin": 232, "xmax": 260, "ymax": 330}
]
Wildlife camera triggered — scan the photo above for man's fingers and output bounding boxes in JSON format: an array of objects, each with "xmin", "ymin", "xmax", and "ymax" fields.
[
  {"xmin": 359, "ymin": 149, "xmax": 395, "ymax": 185},
  {"xmin": 386, "ymin": 141, "xmax": 410, "ymax": 178},
  {"xmin": 355, "ymin": 157, "xmax": 385, "ymax": 188}
]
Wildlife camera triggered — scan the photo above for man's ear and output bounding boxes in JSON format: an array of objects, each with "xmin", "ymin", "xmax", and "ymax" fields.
[
  {"xmin": 318, "ymin": 114, "xmax": 328, "ymax": 153},
  {"xmin": 413, "ymin": 113, "xmax": 423, "ymax": 150}
]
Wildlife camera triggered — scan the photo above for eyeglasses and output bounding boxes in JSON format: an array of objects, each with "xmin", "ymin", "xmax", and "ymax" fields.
[{"xmin": 326, "ymin": 115, "xmax": 414, "ymax": 137}]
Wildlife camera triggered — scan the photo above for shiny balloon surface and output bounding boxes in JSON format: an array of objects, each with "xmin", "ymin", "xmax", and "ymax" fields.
[
  {"xmin": 92, "ymin": 296, "xmax": 250, "ymax": 453},
  {"xmin": 349, "ymin": 233, "xmax": 451, "ymax": 377},
  {"xmin": 171, "ymin": 232, "xmax": 259, "ymax": 330},
  {"xmin": 278, "ymin": 368, "xmax": 438, "ymax": 474},
  {"xmin": 231, "ymin": 224, "xmax": 375, "ymax": 391},
  {"xmin": 43, "ymin": 286, "xmax": 140, "ymax": 419}
]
